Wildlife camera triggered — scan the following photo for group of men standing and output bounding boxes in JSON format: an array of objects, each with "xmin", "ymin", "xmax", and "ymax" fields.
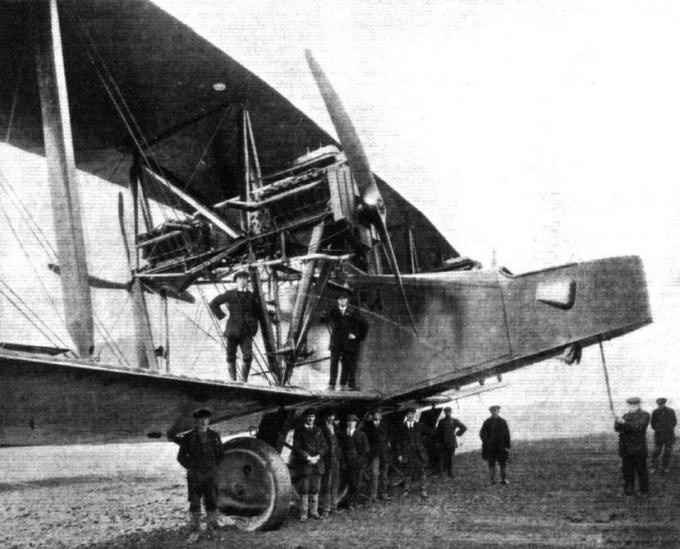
[{"xmin": 615, "ymin": 396, "xmax": 677, "ymax": 496}]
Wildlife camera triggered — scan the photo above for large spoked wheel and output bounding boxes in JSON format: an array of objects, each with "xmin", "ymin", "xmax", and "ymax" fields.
[{"xmin": 217, "ymin": 437, "xmax": 293, "ymax": 531}]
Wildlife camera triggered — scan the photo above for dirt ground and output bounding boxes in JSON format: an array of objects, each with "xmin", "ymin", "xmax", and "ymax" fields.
[{"xmin": 2, "ymin": 434, "xmax": 679, "ymax": 548}]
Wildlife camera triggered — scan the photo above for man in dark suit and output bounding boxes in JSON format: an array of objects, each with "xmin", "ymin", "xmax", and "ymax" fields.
[
  {"xmin": 650, "ymin": 397, "xmax": 677, "ymax": 474},
  {"xmin": 339, "ymin": 413, "xmax": 369, "ymax": 508},
  {"xmin": 435, "ymin": 406, "xmax": 467, "ymax": 478},
  {"xmin": 327, "ymin": 292, "xmax": 369, "ymax": 391},
  {"xmin": 363, "ymin": 409, "xmax": 392, "ymax": 504},
  {"xmin": 292, "ymin": 408, "xmax": 327, "ymax": 521},
  {"xmin": 176, "ymin": 408, "xmax": 225, "ymax": 541},
  {"xmin": 396, "ymin": 408, "xmax": 429, "ymax": 499},
  {"xmin": 615, "ymin": 396, "xmax": 651, "ymax": 495},
  {"xmin": 480, "ymin": 405, "xmax": 511, "ymax": 485},
  {"xmin": 320, "ymin": 410, "xmax": 341, "ymax": 516},
  {"xmin": 209, "ymin": 270, "xmax": 261, "ymax": 382}
]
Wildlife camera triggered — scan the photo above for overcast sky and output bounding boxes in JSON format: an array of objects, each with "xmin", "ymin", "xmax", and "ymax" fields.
[{"xmin": 2, "ymin": 0, "xmax": 680, "ymax": 416}]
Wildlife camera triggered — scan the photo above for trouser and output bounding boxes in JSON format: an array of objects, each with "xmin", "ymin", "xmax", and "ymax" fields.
[
  {"xmin": 652, "ymin": 438, "xmax": 674, "ymax": 469},
  {"xmin": 187, "ymin": 470, "xmax": 219, "ymax": 513},
  {"xmin": 486, "ymin": 455, "xmax": 507, "ymax": 482},
  {"xmin": 622, "ymin": 453, "xmax": 649, "ymax": 493},
  {"xmin": 226, "ymin": 336, "xmax": 253, "ymax": 380},
  {"xmin": 369, "ymin": 456, "xmax": 389, "ymax": 498},
  {"xmin": 297, "ymin": 472, "xmax": 322, "ymax": 495},
  {"xmin": 330, "ymin": 352, "xmax": 357, "ymax": 388},
  {"xmin": 439, "ymin": 448, "xmax": 456, "ymax": 476},
  {"xmin": 403, "ymin": 459, "xmax": 425, "ymax": 492},
  {"xmin": 321, "ymin": 460, "xmax": 340, "ymax": 512},
  {"xmin": 345, "ymin": 461, "xmax": 364, "ymax": 504}
]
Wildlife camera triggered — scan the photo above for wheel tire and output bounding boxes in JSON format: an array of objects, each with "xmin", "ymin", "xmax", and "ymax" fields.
[{"xmin": 217, "ymin": 437, "xmax": 293, "ymax": 531}]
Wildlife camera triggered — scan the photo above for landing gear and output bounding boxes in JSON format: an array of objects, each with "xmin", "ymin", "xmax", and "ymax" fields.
[{"xmin": 217, "ymin": 437, "xmax": 293, "ymax": 530}]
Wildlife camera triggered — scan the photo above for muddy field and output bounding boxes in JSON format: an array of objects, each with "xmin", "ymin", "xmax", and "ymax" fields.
[{"xmin": 2, "ymin": 434, "xmax": 679, "ymax": 548}]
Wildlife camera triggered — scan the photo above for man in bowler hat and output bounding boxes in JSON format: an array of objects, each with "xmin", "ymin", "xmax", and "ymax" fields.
[
  {"xmin": 326, "ymin": 290, "xmax": 369, "ymax": 391},
  {"xmin": 210, "ymin": 270, "xmax": 262, "ymax": 381}
]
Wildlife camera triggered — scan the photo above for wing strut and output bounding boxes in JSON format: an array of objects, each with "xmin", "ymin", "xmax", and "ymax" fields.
[{"xmin": 34, "ymin": 0, "xmax": 94, "ymax": 356}]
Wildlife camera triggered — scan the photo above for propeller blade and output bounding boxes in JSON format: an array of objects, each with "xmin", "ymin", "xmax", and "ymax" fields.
[
  {"xmin": 141, "ymin": 281, "xmax": 196, "ymax": 305},
  {"xmin": 305, "ymin": 50, "xmax": 418, "ymax": 335},
  {"xmin": 305, "ymin": 50, "xmax": 381, "ymax": 207},
  {"xmin": 118, "ymin": 192, "xmax": 132, "ymax": 271},
  {"xmin": 48, "ymin": 263, "xmax": 129, "ymax": 291}
]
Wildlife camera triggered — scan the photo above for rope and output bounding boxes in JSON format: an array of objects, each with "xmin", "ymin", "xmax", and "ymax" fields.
[{"xmin": 598, "ymin": 339, "xmax": 616, "ymax": 417}]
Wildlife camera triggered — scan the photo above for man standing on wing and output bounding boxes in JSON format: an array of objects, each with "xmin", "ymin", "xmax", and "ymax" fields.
[
  {"xmin": 210, "ymin": 270, "xmax": 262, "ymax": 382},
  {"xmin": 326, "ymin": 290, "xmax": 369, "ymax": 391}
]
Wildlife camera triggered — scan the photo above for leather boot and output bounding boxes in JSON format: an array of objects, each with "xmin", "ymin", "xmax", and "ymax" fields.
[
  {"xmin": 309, "ymin": 494, "xmax": 322, "ymax": 519},
  {"xmin": 489, "ymin": 465, "xmax": 497, "ymax": 485},
  {"xmin": 187, "ymin": 511, "xmax": 202, "ymax": 543},
  {"xmin": 227, "ymin": 361, "xmax": 237, "ymax": 380},
  {"xmin": 206, "ymin": 511, "xmax": 220, "ymax": 534},
  {"xmin": 299, "ymin": 494, "xmax": 309, "ymax": 522}
]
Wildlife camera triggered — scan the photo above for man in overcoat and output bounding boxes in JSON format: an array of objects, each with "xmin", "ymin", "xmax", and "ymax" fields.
[
  {"xmin": 363, "ymin": 409, "xmax": 392, "ymax": 504},
  {"xmin": 326, "ymin": 292, "xmax": 369, "ymax": 391},
  {"xmin": 479, "ymin": 405, "xmax": 511, "ymax": 485},
  {"xmin": 292, "ymin": 408, "xmax": 327, "ymax": 521},
  {"xmin": 396, "ymin": 408, "xmax": 429, "ymax": 499},
  {"xmin": 177, "ymin": 408, "xmax": 225, "ymax": 540},
  {"xmin": 209, "ymin": 270, "xmax": 262, "ymax": 381},
  {"xmin": 615, "ymin": 396, "xmax": 650, "ymax": 495},
  {"xmin": 339, "ymin": 413, "xmax": 370, "ymax": 508},
  {"xmin": 435, "ymin": 406, "xmax": 467, "ymax": 478},
  {"xmin": 650, "ymin": 397, "xmax": 677, "ymax": 474}
]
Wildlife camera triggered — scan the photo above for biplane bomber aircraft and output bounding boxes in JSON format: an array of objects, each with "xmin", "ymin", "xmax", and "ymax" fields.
[{"xmin": 0, "ymin": 0, "xmax": 651, "ymax": 530}]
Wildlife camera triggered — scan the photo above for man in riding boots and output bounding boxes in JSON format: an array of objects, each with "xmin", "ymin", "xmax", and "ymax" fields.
[
  {"xmin": 339, "ymin": 413, "xmax": 370, "ymax": 508},
  {"xmin": 326, "ymin": 291, "xmax": 369, "ymax": 391},
  {"xmin": 363, "ymin": 409, "xmax": 392, "ymax": 504},
  {"xmin": 615, "ymin": 396, "xmax": 650, "ymax": 495},
  {"xmin": 209, "ymin": 270, "xmax": 262, "ymax": 382},
  {"xmin": 292, "ymin": 408, "xmax": 327, "ymax": 522},
  {"xmin": 176, "ymin": 408, "xmax": 225, "ymax": 541},
  {"xmin": 435, "ymin": 406, "xmax": 467, "ymax": 478},
  {"xmin": 320, "ymin": 409, "xmax": 341, "ymax": 516},
  {"xmin": 396, "ymin": 408, "xmax": 429, "ymax": 499}
]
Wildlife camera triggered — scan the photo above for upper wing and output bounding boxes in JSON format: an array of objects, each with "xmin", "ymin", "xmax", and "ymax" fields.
[{"xmin": 0, "ymin": 0, "xmax": 457, "ymax": 271}]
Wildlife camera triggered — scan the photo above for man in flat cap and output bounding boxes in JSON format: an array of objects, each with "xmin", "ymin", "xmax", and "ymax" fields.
[
  {"xmin": 363, "ymin": 409, "xmax": 392, "ymax": 504},
  {"xmin": 396, "ymin": 408, "xmax": 429, "ymax": 499},
  {"xmin": 210, "ymin": 270, "xmax": 262, "ymax": 382},
  {"xmin": 177, "ymin": 408, "xmax": 225, "ymax": 541},
  {"xmin": 480, "ymin": 405, "xmax": 511, "ymax": 485},
  {"xmin": 326, "ymin": 291, "xmax": 369, "ymax": 391},
  {"xmin": 339, "ymin": 413, "xmax": 369, "ymax": 508},
  {"xmin": 615, "ymin": 397, "xmax": 650, "ymax": 495},
  {"xmin": 292, "ymin": 408, "xmax": 327, "ymax": 522},
  {"xmin": 435, "ymin": 406, "xmax": 467, "ymax": 478},
  {"xmin": 651, "ymin": 397, "xmax": 677, "ymax": 474}
]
